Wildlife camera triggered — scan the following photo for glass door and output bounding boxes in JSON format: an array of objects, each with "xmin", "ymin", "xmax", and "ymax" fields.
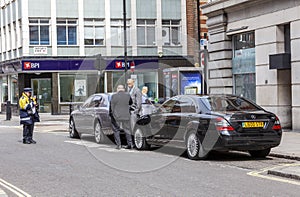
[{"xmin": 32, "ymin": 78, "xmax": 52, "ymax": 113}]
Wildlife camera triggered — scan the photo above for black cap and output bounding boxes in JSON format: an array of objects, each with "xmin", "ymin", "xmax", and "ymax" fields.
[{"xmin": 24, "ymin": 88, "xmax": 33, "ymax": 92}]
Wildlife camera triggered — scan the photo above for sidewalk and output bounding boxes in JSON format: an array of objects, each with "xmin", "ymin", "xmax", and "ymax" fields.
[{"xmin": 0, "ymin": 113, "xmax": 300, "ymax": 181}]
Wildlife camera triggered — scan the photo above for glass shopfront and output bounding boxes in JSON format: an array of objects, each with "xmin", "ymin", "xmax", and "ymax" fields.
[
  {"xmin": 1, "ymin": 76, "xmax": 8, "ymax": 103},
  {"xmin": 108, "ymin": 71, "xmax": 158, "ymax": 99},
  {"xmin": 232, "ymin": 32, "xmax": 256, "ymax": 101}
]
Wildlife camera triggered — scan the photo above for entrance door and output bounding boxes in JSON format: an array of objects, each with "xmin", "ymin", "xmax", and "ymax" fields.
[{"xmin": 32, "ymin": 79, "xmax": 52, "ymax": 113}]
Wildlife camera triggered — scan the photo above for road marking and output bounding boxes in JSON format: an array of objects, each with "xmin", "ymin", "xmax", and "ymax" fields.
[
  {"xmin": 0, "ymin": 188, "xmax": 7, "ymax": 197},
  {"xmin": 65, "ymin": 140, "xmax": 111, "ymax": 148},
  {"xmin": 0, "ymin": 178, "xmax": 31, "ymax": 197},
  {"xmin": 247, "ymin": 163, "xmax": 300, "ymax": 186}
]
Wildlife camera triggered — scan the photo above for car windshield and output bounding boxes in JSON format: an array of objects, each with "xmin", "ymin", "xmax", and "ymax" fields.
[{"xmin": 201, "ymin": 96, "xmax": 261, "ymax": 112}]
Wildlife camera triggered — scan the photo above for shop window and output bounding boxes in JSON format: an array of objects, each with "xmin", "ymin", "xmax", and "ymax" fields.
[
  {"xmin": 59, "ymin": 74, "xmax": 87, "ymax": 103},
  {"xmin": 162, "ymin": 20, "xmax": 181, "ymax": 46},
  {"xmin": 1, "ymin": 77, "xmax": 8, "ymax": 103},
  {"xmin": 84, "ymin": 19, "xmax": 105, "ymax": 46},
  {"xmin": 29, "ymin": 18, "xmax": 50, "ymax": 45},
  {"xmin": 137, "ymin": 19, "xmax": 156, "ymax": 46},
  {"xmin": 232, "ymin": 32, "xmax": 256, "ymax": 101},
  {"xmin": 234, "ymin": 73, "xmax": 256, "ymax": 102},
  {"xmin": 110, "ymin": 71, "xmax": 158, "ymax": 100},
  {"xmin": 111, "ymin": 19, "xmax": 131, "ymax": 46},
  {"xmin": 57, "ymin": 19, "xmax": 77, "ymax": 45},
  {"xmin": 10, "ymin": 75, "xmax": 19, "ymax": 104}
]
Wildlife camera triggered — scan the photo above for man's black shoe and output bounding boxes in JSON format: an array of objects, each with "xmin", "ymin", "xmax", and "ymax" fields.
[
  {"xmin": 115, "ymin": 145, "xmax": 121, "ymax": 150},
  {"xmin": 30, "ymin": 139, "xmax": 37, "ymax": 144},
  {"xmin": 123, "ymin": 145, "xmax": 132, "ymax": 149},
  {"xmin": 23, "ymin": 140, "xmax": 31, "ymax": 144}
]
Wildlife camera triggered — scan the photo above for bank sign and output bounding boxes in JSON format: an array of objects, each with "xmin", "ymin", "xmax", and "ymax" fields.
[
  {"xmin": 22, "ymin": 59, "xmax": 159, "ymax": 71},
  {"xmin": 22, "ymin": 60, "xmax": 95, "ymax": 71}
]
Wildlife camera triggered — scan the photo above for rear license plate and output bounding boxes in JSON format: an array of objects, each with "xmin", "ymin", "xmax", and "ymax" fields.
[{"xmin": 242, "ymin": 122, "xmax": 264, "ymax": 128}]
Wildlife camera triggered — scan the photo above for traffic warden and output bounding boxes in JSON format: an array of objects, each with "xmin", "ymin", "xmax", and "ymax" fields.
[{"xmin": 19, "ymin": 88, "xmax": 39, "ymax": 144}]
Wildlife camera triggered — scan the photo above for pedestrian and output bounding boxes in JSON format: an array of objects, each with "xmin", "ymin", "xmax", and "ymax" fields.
[
  {"xmin": 19, "ymin": 88, "xmax": 39, "ymax": 144},
  {"xmin": 141, "ymin": 86, "xmax": 149, "ymax": 104},
  {"xmin": 109, "ymin": 84, "xmax": 133, "ymax": 149},
  {"xmin": 127, "ymin": 78, "xmax": 142, "ymax": 131}
]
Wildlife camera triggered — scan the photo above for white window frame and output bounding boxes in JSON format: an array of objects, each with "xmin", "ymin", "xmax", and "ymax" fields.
[
  {"xmin": 84, "ymin": 19, "xmax": 105, "ymax": 46},
  {"xmin": 162, "ymin": 20, "xmax": 181, "ymax": 46},
  {"xmin": 57, "ymin": 19, "xmax": 78, "ymax": 46},
  {"xmin": 110, "ymin": 19, "xmax": 131, "ymax": 46},
  {"xmin": 137, "ymin": 19, "xmax": 156, "ymax": 46},
  {"xmin": 29, "ymin": 18, "xmax": 51, "ymax": 46}
]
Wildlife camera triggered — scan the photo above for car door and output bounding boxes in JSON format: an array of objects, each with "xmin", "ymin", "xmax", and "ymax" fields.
[
  {"xmin": 172, "ymin": 96, "xmax": 197, "ymax": 141},
  {"xmin": 94, "ymin": 94, "xmax": 111, "ymax": 130},
  {"xmin": 150, "ymin": 98, "xmax": 178, "ymax": 142},
  {"xmin": 76, "ymin": 95, "xmax": 94, "ymax": 134}
]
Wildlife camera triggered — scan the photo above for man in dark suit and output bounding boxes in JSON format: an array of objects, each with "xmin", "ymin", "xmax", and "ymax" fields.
[
  {"xmin": 127, "ymin": 78, "xmax": 142, "ymax": 131},
  {"xmin": 109, "ymin": 84, "xmax": 133, "ymax": 149}
]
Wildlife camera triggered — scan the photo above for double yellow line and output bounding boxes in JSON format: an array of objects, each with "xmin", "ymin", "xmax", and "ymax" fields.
[
  {"xmin": 247, "ymin": 163, "xmax": 300, "ymax": 186},
  {"xmin": 0, "ymin": 178, "xmax": 31, "ymax": 197}
]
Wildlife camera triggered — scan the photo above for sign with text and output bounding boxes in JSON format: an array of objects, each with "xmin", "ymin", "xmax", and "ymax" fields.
[{"xmin": 33, "ymin": 47, "xmax": 47, "ymax": 55}]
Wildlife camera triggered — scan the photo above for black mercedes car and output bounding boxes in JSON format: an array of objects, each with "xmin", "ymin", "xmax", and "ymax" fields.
[
  {"xmin": 133, "ymin": 94, "xmax": 282, "ymax": 160},
  {"xmin": 69, "ymin": 93, "xmax": 113, "ymax": 143}
]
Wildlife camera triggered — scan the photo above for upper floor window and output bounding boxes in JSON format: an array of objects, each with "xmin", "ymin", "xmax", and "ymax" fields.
[
  {"xmin": 162, "ymin": 20, "xmax": 181, "ymax": 46},
  {"xmin": 29, "ymin": 19, "xmax": 50, "ymax": 45},
  {"xmin": 137, "ymin": 19, "xmax": 156, "ymax": 46},
  {"xmin": 111, "ymin": 19, "xmax": 131, "ymax": 46},
  {"xmin": 57, "ymin": 19, "xmax": 77, "ymax": 45},
  {"xmin": 84, "ymin": 19, "xmax": 105, "ymax": 46}
]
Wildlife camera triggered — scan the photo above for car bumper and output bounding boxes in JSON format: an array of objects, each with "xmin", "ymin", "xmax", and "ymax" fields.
[{"xmin": 213, "ymin": 134, "xmax": 282, "ymax": 151}]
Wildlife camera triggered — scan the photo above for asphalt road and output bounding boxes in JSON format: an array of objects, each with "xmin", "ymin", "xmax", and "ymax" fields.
[{"xmin": 0, "ymin": 125, "xmax": 299, "ymax": 197}]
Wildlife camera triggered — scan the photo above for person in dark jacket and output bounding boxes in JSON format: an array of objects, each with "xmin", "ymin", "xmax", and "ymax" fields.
[
  {"xmin": 19, "ymin": 88, "xmax": 38, "ymax": 144},
  {"xmin": 109, "ymin": 85, "xmax": 133, "ymax": 149}
]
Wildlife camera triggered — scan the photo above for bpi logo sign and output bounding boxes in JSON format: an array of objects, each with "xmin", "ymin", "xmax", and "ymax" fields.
[
  {"xmin": 23, "ymin": 62, "xmax": 40, "ymax": 70},
  {"xmin": 115, "ymin": 61, "xmax": 135, "ymax": 70}
]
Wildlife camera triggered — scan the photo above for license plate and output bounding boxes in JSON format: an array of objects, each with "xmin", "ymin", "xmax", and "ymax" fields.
[{"xmin": 242, "ymin": 122, "xmax": 264, "ymax": 128}]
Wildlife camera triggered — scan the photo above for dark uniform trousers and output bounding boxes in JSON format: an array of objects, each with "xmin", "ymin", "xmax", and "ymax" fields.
[
  {"xmin": 111, "ymin": 118, "xmax": 132, "ymax": 147},
  {"xmin": 23, "ymin": 118, "xmax": 34, "ymax": 141}
]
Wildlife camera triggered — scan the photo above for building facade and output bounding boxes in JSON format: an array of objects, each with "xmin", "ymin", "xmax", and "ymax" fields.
[
  {"xmin": 0, "ymin": 0, "xmax": 200, "ymax": 114},
  {"xmin": 202, "ymin": 0, "xmax": 300, "ymax": 129}
]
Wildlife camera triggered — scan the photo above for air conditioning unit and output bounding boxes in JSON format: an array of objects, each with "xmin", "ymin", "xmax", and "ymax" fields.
[{"xmin": 162, "ymin": 27, "xmax": 170, "ymax": 45}]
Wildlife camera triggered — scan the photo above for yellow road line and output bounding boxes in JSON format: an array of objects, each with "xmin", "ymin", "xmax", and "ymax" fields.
[
  {"xmin": 0, "ymin": 178, "xmax": 31, "ymax": 197},
  {"xmin": 247, "ymin": 163, "xmax": 300, "ymax": 186}
]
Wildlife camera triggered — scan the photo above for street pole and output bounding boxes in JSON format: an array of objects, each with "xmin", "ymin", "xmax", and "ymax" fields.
[{"xmin": 123, "ymin": 0, "xmax": 128, "ymax": 87}]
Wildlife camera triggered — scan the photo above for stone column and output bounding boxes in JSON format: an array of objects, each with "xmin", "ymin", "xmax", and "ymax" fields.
[
  {"xmin": 291, "ymin": 20, "xmax": 300, "ymax": 130},
  {"xmin": 52, "ymin": 73, "xmax": 59, "ymax": 115},
  {"xmin": 205, "ymin": 12, "xmax": 233, "ymax": 94}
]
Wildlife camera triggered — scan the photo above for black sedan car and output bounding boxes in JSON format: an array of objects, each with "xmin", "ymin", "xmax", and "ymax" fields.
[
  {"xmin": 133, "ymin": 94, "xmax": 282, "ymax": 160},
  {"xmin": 69, "ymin": 93, "xmax": 113, "ymax": 143}
]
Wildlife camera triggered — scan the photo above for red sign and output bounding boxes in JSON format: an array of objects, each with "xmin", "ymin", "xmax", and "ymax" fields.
[
  {"xmin": 130, "ymin": 61, "xmax": 135, "ymax": 72},
  {"xmin": 115, "ymin": 61, "xmax": 122, "ymax": 69},
  {"xmin": 24, "ymin": 62, "xmax": 31, "ymax": 70}
]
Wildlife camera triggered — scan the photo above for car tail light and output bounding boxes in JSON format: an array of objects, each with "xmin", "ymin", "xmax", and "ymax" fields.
[
  {"xmin": 272, "ymin": 116, "xmax": 282, "ymax": 131},
  {"xmin": 215, "ymin": 117, "xmax": 235, "ymax": 133}
]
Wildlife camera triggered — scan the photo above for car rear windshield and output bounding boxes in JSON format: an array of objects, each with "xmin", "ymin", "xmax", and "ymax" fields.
[{"xmin": 200, "ymin": 96, "xmax": 261, "ymax": 112}]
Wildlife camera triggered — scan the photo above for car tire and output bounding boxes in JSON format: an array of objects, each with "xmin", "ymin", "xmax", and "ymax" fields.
[
  {"xmin": 134, "ymin": 127, "xmax": 150, "ymax": 150},
  {"xmin": 94, "ymin": 121, "xmax": 105, "ymax": 144},
  {"xmin": 186, "ymin": 131, "xmax": 208, "ymax": 160},
  {"xmin": 249, "ymin": 148, "xmax": 271, "ymax": 158},
  {"xmin": 69, "ymin": 118, "xmax": 80, "ymax": 139}
]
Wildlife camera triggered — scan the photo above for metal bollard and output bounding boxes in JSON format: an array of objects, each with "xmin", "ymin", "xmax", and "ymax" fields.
[
  {"xmin": 69, "ymin": 103, "xmax": 73, "ymax": 115},
  {"xmin": 6, "ymin": 101, "xmax": 12, "ymax": 121}
]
